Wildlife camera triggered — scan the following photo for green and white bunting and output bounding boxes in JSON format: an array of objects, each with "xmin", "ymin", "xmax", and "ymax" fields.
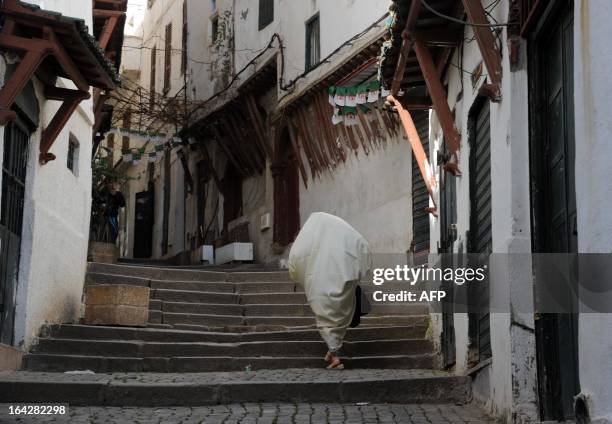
[{"xmin": 328, "ymin": 80, "xmax": 387, "ymax": 126}]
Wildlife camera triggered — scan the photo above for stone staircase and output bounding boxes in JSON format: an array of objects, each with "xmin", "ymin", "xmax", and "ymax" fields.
[{"xmin": 0, "ymin": 262, "xmax": 472, "ymax": 406}]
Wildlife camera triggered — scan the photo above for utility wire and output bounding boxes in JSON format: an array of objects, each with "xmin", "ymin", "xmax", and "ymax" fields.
[{"xmin": 420, "ymin": 0, "xmax": 513, "ymax": 27}]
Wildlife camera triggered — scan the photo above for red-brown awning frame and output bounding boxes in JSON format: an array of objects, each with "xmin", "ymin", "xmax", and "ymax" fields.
[
  {"xmin": 385, "ymin": 0, "xmax": 504, "ymax": 215},
  {"xmin": 0, "ymin": 0, "xmax": 117, "ymax": 164}
]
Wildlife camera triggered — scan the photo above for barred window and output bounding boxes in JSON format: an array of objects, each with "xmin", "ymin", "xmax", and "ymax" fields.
[
  {"xmin": 305, "ymin": 13, "xmax": 320, "ymax": 71},
  {"xmin": 259, "ymin": 0, "xmax": 274, "ymax": 30},
  {"xmin": 67, "ymin": 134, "xmax": 79, "ymax": 175}
]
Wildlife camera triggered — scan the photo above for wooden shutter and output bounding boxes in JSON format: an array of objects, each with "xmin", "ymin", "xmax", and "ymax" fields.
[
  {"xmin": 164, "ymin": 23, "xmax": 172, "ymax": 93},
  {"xmin": 149, "ymin": 46, "xmax": 156, "ymax": 110},
  {"xmin": 258, "ymin": 0, "xmax": 274, "ymax": 30},
  {"xmin": 181, "ymin": 2, "xmax": 187, "ymax": 74},
  {"xmin": 305, "ymin": 14, "xmax": 320, "ymax": 71},
  {"xmin": 411, "ymin": 111, "xmax": 430, "ymax": 258},
  {"xmin": 469, "ymin": 99, "xmax": 492, "ymax": 361},
  {"xmin": 122, "ymin": 111, "xmax": 131, "ymax": 151}
]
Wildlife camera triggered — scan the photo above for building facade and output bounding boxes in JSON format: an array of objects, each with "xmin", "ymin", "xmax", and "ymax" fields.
[
  {"xmin": 96, "ymin": 0, "xmax": 612, "ymax": 422},
  {"xmin": 107, "ymin": 0, "xmax": 429, "ymax": 265},
  {"xmin": 0, "ymin": 0, "xmax": 122, "ymax": 352},
  {"xmin": 379, "ymin": 0, "xmax": 612, "ymax": 422}
]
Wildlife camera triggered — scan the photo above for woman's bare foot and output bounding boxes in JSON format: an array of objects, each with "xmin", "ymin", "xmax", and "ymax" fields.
[
  {"xmin": 326, "ymin": 355, "xmax": 344, "ymax": 369},
  {"xmin": 324, "ymin": 351, "xmax": 332, "ymax": 363}
]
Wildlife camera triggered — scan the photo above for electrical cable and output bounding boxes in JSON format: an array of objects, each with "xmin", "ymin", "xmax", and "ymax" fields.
[{"xmin": 420, "ymin": 0, "xmax": 513, "ymax": 27}]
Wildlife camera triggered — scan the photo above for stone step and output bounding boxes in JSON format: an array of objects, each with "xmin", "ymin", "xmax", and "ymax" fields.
[
  {"xmin": 165, "ymin": 323, "xmax": 318, "ymax": 333},
  {"xmin": 157, "ymin": 312, "xmax": 313, "ymax": 327},
  {"xmin": 150, "ymin": 312, "xmax": 430, "ymax": 328},
  {"xmin": 152, "ymin": 289, "xmax": 240, "ymax": 304},
  {"xmin": 150, "ymin": 300, "xmax": 430, "ymax": 317},
  {"xmin": 33, "ymin": 338, "xmax": 432, "ymax": 358},
  {"xmin": 44, "ymin": 324, "xmax": 429, "ymax": 343},
  {"xmin": 88, "ymin": 263, "xmax": 292, "ymax": 283},
  {"xmin": 23, "ymin": 353, "xmax": 434, "ymax": 373},
  {"xmin": 157, "ymin": 302, "xmax": 313, "ymax": 316},
  {"xmin": 88, "ymin": 262, "xmax": 229, "ymax": 282},
  {"xmin": 151, "ymin": 280, "xmax": 300, "ymax": 294},
  {"xmin": 0, "ymin": 369, "xmax": 470, "ymax": 406},
  {"xmin": 87, "ymin": 273, "xmax": 300, "ymax": 294}
]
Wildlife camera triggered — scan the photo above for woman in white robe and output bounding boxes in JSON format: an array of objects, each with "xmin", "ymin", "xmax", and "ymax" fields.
[{"xmin": 288, "ymin": 212, "xmax": 372, "ymax": 369}]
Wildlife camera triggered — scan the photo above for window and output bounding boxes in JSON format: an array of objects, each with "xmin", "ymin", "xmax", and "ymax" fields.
[
  {"xmin": 181, "ymin": 2, "xmax": 188, "ymax": 74},
  {"xmin": 305, "ymin": 13, "xmax": 320, "ymax": 71},
  {"xmin": 67, "ymin": 134, "xmax": 79, "ymax": 175},
  {"xmin": 149, "ymin": 46, "xmax": 156, "ymax": 110},
  {"xmin": 258, "ymin": 0, "xmax": 274, "ymax": 30},
  {"xmin": 107, "ymin": 132, "xmax": 115, "ymax": 151},
  {"xmin": 211, "ymin": 15, "xmax": 219, "ymax": 44},
  {"xmin": 122, "ymin": 111, "xmax": 131, "ymax": 151},
  {"xmin": 164, "ymin": 23, "xmax": 172, "ymax": 93}
]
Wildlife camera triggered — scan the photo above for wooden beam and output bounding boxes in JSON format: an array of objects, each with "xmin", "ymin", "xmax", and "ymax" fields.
[
  {"xmin": 285, "ymin": 118, "xmax": 308, "ymax": 186},
  {"xmin": 390, "ymin": 0, "xmax": 421, "ymax": 95},
  {"xmin": 40, "ymin": 90, "xmax": 90, "ymax": 163},
  {"xmin": 461, "ymin": 0, "xmax": 503, "ymax": 100},
  {"xmin": 388, "ymin": 95, "xmax": 437, "ymax": 214},
  {"xmin": 397, "ymin": 96, "xmax": 433, "ymax": 110},
  {"xmin": 93, "ymin": 9, "xmax": 125, "ymax": 18},
  {"xmin": 413, "ymin": 39, "xmax": 461, "ymax": 157},
  {"xmin": 0, "ymin": 45, "xmax": 50, "ymax": 124},
  {"xmin": 412, "ymin": 29, "xmax": 463, "ymax": 47},
  {"xmin": 98, "ymin": 15, "xmax": 118, "ymax": 51},
  {"xmin": 42, "ymin": 28, "xmax": 90, "ymax": 92}
]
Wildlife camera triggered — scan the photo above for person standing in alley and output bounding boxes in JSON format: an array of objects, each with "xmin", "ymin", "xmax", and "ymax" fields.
[
  {"xmin": 288, "ymin": 212, "xmax": 372, "ymax": 369},
  {"xmin": 99, "ymin": 179, "xmax": 126, "ymax": 244}
]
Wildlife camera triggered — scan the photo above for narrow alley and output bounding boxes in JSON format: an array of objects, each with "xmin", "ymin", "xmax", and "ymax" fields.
[{"xmin": 1, "ymin": 0, "xmax": 612, "ymax": 423}]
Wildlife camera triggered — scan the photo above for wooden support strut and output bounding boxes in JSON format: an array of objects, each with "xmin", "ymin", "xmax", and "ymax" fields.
[
  {"xmin": 413, "ymin": 39, "xmax": 462, "ymax": 164},
  {"xmin": 461, "ymin": 0, "xmax": 503, "ymax": 101},
  {"xmin": 98, "ymin": 15, "xmax": 119, "ymax": 52},
  {"xmin": 390, "ymin": 0, "xmax": 421, "ymax": 96},
  {"xmin": 0, "ymin": 35, "xmax": 54, "ymax": 123},
  {"xmin": 388, "ymin": 95, "xmax": 437, "ymax": 215},
  {"xmin": 40, "ymin": 88, "xmax": 90, "ymax": 164},
  {"xmin": 0, "ymin": 19, "xmax": 95, "ymax": 164}
]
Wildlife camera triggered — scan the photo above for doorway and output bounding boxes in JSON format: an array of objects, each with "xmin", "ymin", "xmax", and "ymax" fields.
[
  {"xmin": 528, "ymin": 1, "xmax": 579, "ymax": 420},
  {"xmin": 133, "ymin": 189, "xmax": 154, "ymax": 258},
  {"xmin": 0, "ymin": 118, "xmax": 30, "ymax": 345},
  {"xmin": 468, "ymin": 97, "xmax": 492, "ymax": 366},
  {"xmin": 439, "ymin": 138, "xmax": 457, "ymax": 369},
  {"xmin": 272, "ymin": 127, "xmax": 300, "ymax": 247}
]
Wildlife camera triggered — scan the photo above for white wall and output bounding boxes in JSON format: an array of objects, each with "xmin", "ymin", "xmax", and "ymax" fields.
[
  {"xmin": 300, "ymin": 136, "xmax": 413, "ymax": 254},
  {"xmin": 574, "ymin": 1, "xmax": 612, "ymax": 421},
  {"xmin": 428, "ymin": 1, "xmax": 537, "ymax": 421},
  {"xmin": 7, "ymin": 0, "xmax": 95, "ymax": 349}
]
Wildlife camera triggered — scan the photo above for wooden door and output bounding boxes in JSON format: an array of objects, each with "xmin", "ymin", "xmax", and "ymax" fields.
[
  {"xmin": 468, "ymin": 98, "xmax": 492, "ymax": 363},
  {"xmin": 134, "ymin": 190, "xmax": 154, "ymax": 258},
  {"xmin": 273, "ymin": 128, "xmax": 300, "ymax": 247},
  {"xmin": 439, "ymin": 137, "xmax": 457, "ymax": 369},
  {"xmin": 528, "ymin": 1, "xmax": 579, "ymax": 420}
]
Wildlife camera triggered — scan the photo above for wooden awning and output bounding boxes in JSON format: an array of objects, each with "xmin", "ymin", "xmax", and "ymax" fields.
[
  {"xmin": 93, "ymin": 0, "xmax": 128, "ymax": 69},
  {"xmin": 379, "ymin": 0, "xmax": 505, "ymax": 214},
  {"xmin": 0, "ymin": 0, "xmax": 119, "ymax": 163}
]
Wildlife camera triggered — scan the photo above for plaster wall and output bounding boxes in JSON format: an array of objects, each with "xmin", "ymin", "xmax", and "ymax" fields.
[
  {"xmin": 299, "ymin": 135, "xmax": 413, "ymax": 255},
  {"xmin": 7, "ymin": 0, "xmax": 96, "ymax": 349},
  {"xmin": 574, "ymin": 1, "xmax": 612, "ymax": 422},
  {"xmin": 0, "ymin": 55, "xmax": 6, "ymax": 221},
  {"xmin": 427, "ymin": 1, "xmax": 536, "ymax": 421}
]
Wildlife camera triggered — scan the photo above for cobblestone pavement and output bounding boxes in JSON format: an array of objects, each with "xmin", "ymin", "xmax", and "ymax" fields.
[
  {"xmin": 0, "ymin": 403, "xmax": 497, "ymax": 423},
  {"xmin": 0, "ymin": 369, "xmax": 451, "ymax": 384}
]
